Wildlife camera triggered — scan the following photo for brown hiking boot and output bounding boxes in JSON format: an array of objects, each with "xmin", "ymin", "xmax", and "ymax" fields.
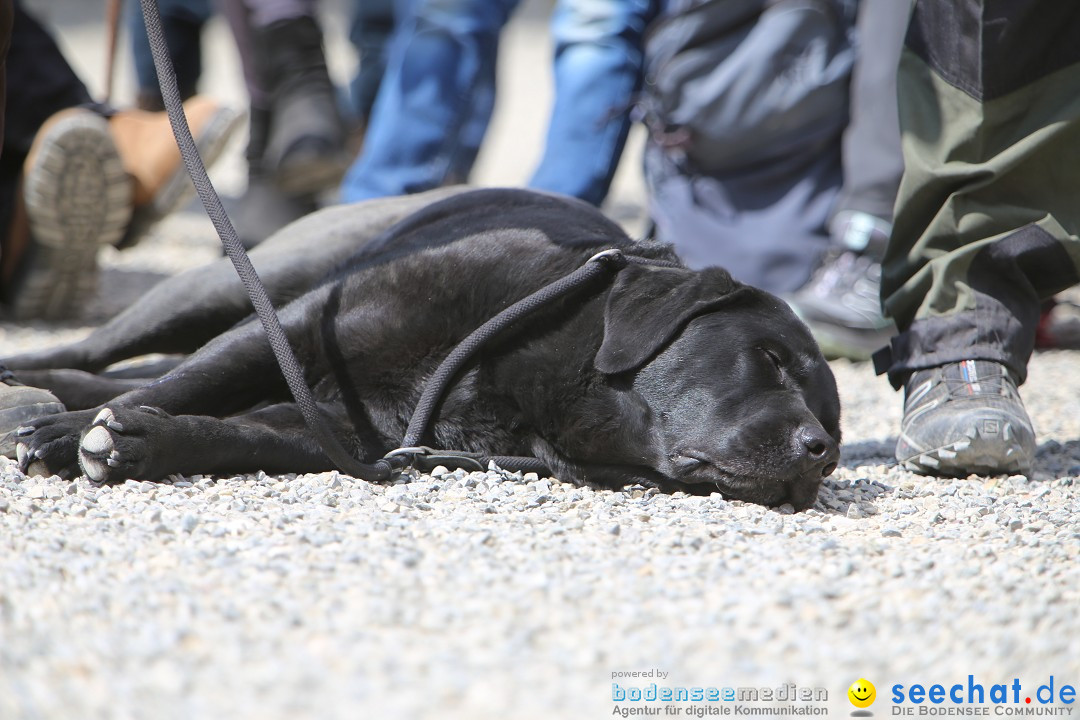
[{"xmin": 110, "ymin": 95, "xmax": 244, "ymax": 241}]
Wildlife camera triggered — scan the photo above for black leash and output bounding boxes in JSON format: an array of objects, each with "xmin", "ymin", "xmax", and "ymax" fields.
[
  {"xmin": 139, "ymin": 0, "xmax": 675, "ymax": 480},
  {"xmin": 140, "ymin": 0, "xmax": 395, "ymax": 481}
]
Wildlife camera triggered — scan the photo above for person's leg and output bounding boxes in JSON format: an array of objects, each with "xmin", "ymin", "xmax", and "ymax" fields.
[
  {"xmin": 339, "ymin": 0, "xmax": 518, "ymax": 202},
  {"xmin": 242, "ymin": 0, "xmax": 317, "ymax": 26},
  {"xmin": 0, "ymin": 1, "xmax": 119, "ymax": 316},
  {"xmin": 527, "ymin": 0, "xmax": 658, "ymax": 206},
  {"xmin": 242, "ymin": 0, "xmax": 348, "ymax": 196},
  {"xmin": 876, "ymin": 0, "xmax": 1080, "ymax": 476},
  {"xmin": 0, "ymin": 0, "xmax": 69, "ymax": 453},
  {"xmin": 784, "ymin": 0, "xmax": 908, "ymax": 359},
  {"xmin": 2, "ymin": 3, "xmax": 241, "ymax": 317},
  {"xmin": 215, "ymin": 0, "xmax": 341, "ymax": 246},
  {"xmin": 348, "ymin": 0, "xmax": 395, "ymax": 127},
  {"xmin": 127, "ymin": 0, "xmax": 213, "ymax": 110}
]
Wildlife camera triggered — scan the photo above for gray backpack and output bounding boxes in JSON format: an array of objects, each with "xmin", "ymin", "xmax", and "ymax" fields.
[{"xmin": 640, "ymin": 0, "xmax": 856, "ymax": 292}]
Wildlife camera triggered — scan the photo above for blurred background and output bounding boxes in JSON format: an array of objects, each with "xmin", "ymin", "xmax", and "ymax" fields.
[{"xmin": 28, "ymin": 0, "xmax": 649, "ymax": 230}]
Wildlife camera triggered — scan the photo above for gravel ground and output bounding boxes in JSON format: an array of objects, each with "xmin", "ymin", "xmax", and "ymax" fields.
[
  {"xmin": 3, "ymin": 3, "xmax": 1078, "ymax": 718},
  {"xmin": 1, "ymin": 213, "xmax": 1078, "ymax": 720}
]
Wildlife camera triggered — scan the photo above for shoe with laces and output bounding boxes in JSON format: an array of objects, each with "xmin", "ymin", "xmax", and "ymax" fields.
[
  {"xmin": 0, "ymin": 366, "xmax": 65, "ymax": 459},
  {"xmin": 896, "ymin": 360, "xmax": 1036, "ymax": 477},
  {"xmin": 787, "ymin": 211, "xmax": 897, "ymax": 360}
]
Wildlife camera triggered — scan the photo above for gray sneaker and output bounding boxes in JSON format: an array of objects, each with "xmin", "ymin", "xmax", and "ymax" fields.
[
  {"xmin": 896, "ymin": 360, "xmax": 1036, "ymax": 477},
  {"xmin": 0, "ymin": 366, "xmax": 65, "ymax": 459},
  {"xmin": 787, "ymin": 211, "xmax": 897, "ymax": 360}
]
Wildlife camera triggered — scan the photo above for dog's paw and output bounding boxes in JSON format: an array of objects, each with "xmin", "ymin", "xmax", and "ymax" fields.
[
  {"xmin": 78, "ymin": 405, "xmax": 171, "ymax": 483},
  {"xmin": 15, "ymin": 408, "xmax": 100, "ymax": 479}
]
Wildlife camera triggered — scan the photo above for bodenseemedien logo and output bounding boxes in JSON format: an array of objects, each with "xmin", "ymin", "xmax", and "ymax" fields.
[{"xmin": 609, "ymin": 674, "xmax": 829, "ymax": 716}]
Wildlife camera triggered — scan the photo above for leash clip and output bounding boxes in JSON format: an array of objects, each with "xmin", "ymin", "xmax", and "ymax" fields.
[
  {"xmin": 383, "ymin": 445, "xmax": 488, "ymax": 473},
  {"xmin": 587, "ymin": 248, "xmax": 627, "ymax": 268}
]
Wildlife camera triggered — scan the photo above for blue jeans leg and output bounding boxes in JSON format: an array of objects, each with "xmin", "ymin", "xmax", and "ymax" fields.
[
  {"xmin": 340, "ymin": 0, "xmax": 519, "ymax": 202},
  {"xmin": 127, "ymin": 0, "xmax": 213, "ymax": 103},
  {"xmin": 528, "ymin": 0, "xmax": 658, "ymax": 206},
  {"xmin": 348, "ymin": 0, "xmax": 396, "ymax": 123}
]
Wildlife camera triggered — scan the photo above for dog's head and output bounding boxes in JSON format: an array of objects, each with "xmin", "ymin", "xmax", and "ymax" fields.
[{"xmin": 590, "ymin": 263, "xmax": 841, "ymax": 510}]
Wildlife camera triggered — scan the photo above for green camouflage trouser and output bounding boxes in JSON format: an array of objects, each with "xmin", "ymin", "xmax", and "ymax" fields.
[{"xmin": 873, "ymin": 0, "xmax": 1080, "ymax": 388}]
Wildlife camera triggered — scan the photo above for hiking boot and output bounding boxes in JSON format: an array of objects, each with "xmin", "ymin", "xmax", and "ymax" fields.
[
  {"xmin": 110, "ymin": 95, "xmax": 244, "ymax": 243},
  {"xmin": 227, "ymin": 106, "xmax": 319, "ymax": 249},
  {"xmin": 229, "ymin": 171, "xmax": 319, "ymax": 249},
  {"xmin": 896, "ymin": 360, "xmax": 1036, "ymax": 477},
  {"xmin": 7, "ymin": 108, "xmax": 133, "ymax": 320},
  {"xmin": 787, "ymin": 211, "xmax": 897, "ymax": 360},
  {"xmin": 255, "ymin": 16, "xmax": 348, "ymax": 196},
  {"xmin": 0, "ymin": 366, "xmax": 64, "ymax": 458}
]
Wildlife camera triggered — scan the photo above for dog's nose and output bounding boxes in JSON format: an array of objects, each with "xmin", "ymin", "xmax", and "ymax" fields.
[{"xmin": 797, "ymin": 424, "xmax": 839, "ymax": 477}]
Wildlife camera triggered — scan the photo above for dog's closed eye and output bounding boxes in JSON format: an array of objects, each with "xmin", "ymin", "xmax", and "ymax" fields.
[{"xmin": 760, "ymin": 346, "xmax": 785, "ymax": 381}]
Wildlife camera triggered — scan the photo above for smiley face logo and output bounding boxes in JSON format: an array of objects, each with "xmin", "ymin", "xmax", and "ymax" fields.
[{"xmin": 848, "ymin": 679, "xmax": 876, "ymax": 708}]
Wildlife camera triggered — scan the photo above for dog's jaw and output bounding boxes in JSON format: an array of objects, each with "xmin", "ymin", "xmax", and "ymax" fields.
[{"xmin": 666, "ymin": 451, "xmax": 827, "ymax": 511}]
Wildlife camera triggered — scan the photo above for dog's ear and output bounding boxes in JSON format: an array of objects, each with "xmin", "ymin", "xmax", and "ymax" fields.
[{"xmin": 594, "ymin": 264, "xmax": 744, "ymax": 375}]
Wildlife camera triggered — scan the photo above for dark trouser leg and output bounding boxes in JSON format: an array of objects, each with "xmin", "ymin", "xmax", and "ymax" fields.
[
  {"xmin": 126, "ymin": 0, "xmax": 213, "ymax": 110},
  {"xmin": 830, "ymin": 0, "xmax": 906, "ymax": 226},
  {"xmin": 1, "ymin": 1, "xmax": 93, "ymax": 249},
  {"xmin": 877, "ymin": 0, "xmax": 1080, "ymax": 389}
]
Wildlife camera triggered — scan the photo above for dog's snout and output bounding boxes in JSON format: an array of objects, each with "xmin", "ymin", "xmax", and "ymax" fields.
[{"xmin": 797, "ymin": 424, "xmax": 839, "ymax": 476}]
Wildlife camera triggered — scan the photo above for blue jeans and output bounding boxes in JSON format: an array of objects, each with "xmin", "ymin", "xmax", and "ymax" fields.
[
  {"xmin": 348, "ymin": 0, "xmax": 396, "ymax": 123},
  {"xmin": 127, "ymin": 0, "xmax": 214, "ymax": 102},
  {"xmin": 340, "ymin": 0, "xmax": 658, "ymax": 205},
  {"xmin": 530, "ymin": 0, "xmax": 658, "ymax": 205}
]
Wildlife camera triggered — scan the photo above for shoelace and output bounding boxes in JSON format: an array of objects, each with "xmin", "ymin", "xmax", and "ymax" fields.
[{"xmin": 937, "ymin": 364, "xmax": 1015, "ymax": 399}]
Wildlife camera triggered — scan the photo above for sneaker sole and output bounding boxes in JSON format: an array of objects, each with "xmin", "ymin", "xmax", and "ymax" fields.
[
  {"xmin": 17, "ymin": 112, "xmax": 133, "ymax": 320},
  {"xmin": 898, "ymin": 421, "xmax": 1034, "ymax": 477}
]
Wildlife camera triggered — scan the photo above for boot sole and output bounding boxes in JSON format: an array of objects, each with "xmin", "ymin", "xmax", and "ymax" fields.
[
  {"xmin": 16, "ymin": 112, "xmax": 133, "ymax": 321},
  {"xmin": 897, "ymin": 421, "xmax": 1034, "ymax": 477},
  {"xmin": 273, "ymin": 152, "xmax": 347, "ymax": 197}
]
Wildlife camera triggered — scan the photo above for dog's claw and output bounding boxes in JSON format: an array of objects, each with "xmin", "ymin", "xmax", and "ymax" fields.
[{"xmin": 92, "ymin": 408, "xmax": 115, "ymax": 426}]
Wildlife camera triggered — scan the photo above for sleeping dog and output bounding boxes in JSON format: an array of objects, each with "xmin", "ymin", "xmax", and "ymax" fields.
[{"xmin": 7, "ymin": 187, "xmax": 841, "ymax": 509}]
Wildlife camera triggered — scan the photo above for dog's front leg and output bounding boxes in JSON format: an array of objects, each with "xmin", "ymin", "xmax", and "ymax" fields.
[
  {"xmin": 17, "ymin": 294, "xmax": 327, "ymax": 477},
  {"xmin": 76, "ymin": 403, "xmax": 351, "ymax": 483}
]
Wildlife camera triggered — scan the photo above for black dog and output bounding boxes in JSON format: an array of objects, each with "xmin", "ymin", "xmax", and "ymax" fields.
[{"xmin": 8, "ymin": 187, "xmax": 841, "ymax": 509}]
